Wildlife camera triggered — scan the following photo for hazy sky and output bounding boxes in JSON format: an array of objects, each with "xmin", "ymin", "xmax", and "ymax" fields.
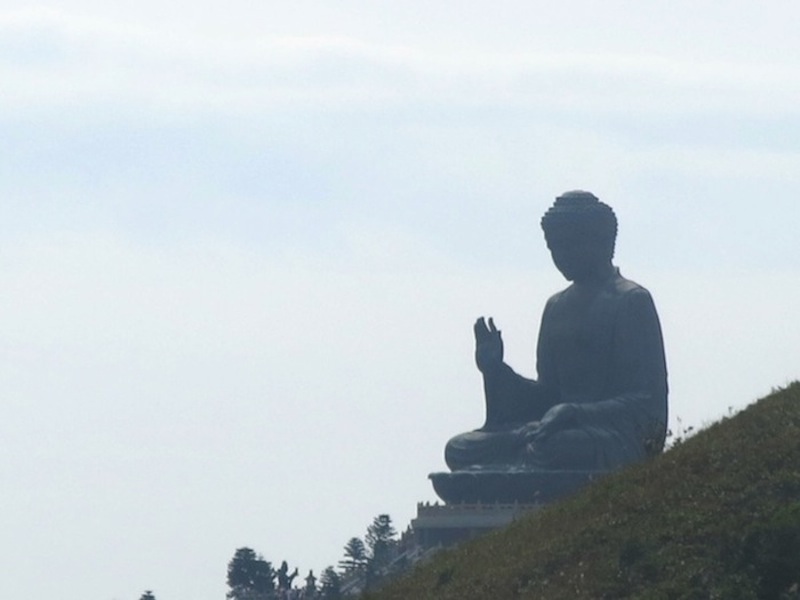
[{"xmin": 2, "ymin": 2, "xmax": 800, "ymax": 599}]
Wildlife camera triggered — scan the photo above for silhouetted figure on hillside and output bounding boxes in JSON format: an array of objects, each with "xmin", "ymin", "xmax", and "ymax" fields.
[{"xmin": 277, "ymin": 561, "xmax": 299, "ymax": 593}]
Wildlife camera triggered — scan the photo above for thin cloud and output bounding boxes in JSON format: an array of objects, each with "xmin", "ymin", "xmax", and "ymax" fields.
[{"xmin": 3, "ymin": 8, "xmax": 800, "ymax": 116}]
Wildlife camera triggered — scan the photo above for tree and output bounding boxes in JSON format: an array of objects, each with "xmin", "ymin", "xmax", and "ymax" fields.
[
  {"xmin": 365, "ymin": 514, "xmax": 397, "ymax": 569},
  {"xmin": 319, "ymin": 566, "xmax": 342, "ymax": 600},
  {"xmin": 226, "ymin": 547, "xmax": 276, "ymax": 600},
  {"xmin": 139, "ymin": 592, "xmax": 156, "ymax": 600},
  {"xmin": 338, "ymin": 537, "xmax": 368, "ymax": 572}
]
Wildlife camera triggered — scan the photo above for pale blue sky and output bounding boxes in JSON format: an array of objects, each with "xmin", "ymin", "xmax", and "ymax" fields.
[{"xmin": 1, "ymin": 2, "xmax": 800, "ymax": 599}]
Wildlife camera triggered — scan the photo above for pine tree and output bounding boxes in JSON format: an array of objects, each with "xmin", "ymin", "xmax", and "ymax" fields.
[
  {"xmin": 338, "ymin": 537, "xmax": 368, "ymax": 572},
  {"xmin": 226, "ymin": 547, "xmax": 276, "ymax": 600},
  {"xmin": 319, "ymin": 566, "xmax": 342, "ymax": 600},
  {"xmin": 365, "ymin": 514, "xmax": 397, "ymax": 570}
]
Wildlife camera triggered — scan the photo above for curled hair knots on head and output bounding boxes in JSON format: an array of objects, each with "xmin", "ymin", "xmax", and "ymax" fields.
[{"xmin": 540, "ymin": 190, "xmax": 617, "ymax": 243}]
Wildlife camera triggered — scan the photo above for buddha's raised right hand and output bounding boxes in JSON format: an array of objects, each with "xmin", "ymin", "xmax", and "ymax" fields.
[{"xmin": 474, "ymin": 316, "xmax": 504, "ymax": 373}]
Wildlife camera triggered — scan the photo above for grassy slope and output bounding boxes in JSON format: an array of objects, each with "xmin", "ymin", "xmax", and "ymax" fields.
[{"xmin": 367, "ymin": 382, "xmax": 800, "ymax": 600}]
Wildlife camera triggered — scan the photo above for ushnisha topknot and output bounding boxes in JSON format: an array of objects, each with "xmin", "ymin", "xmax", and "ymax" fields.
[{"xmin": 540, "ymin": 190, "xmax": 618, "ymax": 247}]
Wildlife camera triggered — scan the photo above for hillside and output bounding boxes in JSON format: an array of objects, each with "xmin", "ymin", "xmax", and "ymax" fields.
[{"xmin": 366, "ymin": 382, "xmax": 800, "ymax": 600}]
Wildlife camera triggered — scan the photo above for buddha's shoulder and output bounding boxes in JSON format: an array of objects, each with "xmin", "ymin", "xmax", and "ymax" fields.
[
  {"xmin": 545, "ymin": 271, "xmax": 653, "ymax": 305},
  {"xmin": 612, "ymin": 273, "xmax": 650, "ymax": 296}
]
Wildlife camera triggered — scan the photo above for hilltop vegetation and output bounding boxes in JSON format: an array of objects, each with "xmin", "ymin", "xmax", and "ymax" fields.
[{"xmin": 366, "ymin": 382, "xmax": 800, "ymax": 600}]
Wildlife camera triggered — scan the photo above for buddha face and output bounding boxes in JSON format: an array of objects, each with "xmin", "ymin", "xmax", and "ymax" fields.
[{"xmin": 545, "ymin": 226, "xmax": 613, "ymax": 282}]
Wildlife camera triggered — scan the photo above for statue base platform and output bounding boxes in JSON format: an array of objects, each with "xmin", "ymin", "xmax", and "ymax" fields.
[{"xmin": 429, "ymin": 469, "xmax": 607, "ymax": 504}]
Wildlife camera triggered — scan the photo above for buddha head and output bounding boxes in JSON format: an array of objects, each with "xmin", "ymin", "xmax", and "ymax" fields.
[{"xmin": 540, "ymin": 190, "xmax": 617, "ymax": 282}]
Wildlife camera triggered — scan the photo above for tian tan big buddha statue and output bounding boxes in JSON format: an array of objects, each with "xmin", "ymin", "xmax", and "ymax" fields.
[{"xmin": 431, "ymin": 191, "xmax": 668, "ymax": 504}]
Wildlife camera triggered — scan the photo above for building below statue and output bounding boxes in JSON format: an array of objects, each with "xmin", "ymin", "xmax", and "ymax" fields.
[
  {"xmin": 411, "ymin": 501, "xmax": 542, "ymax": 549},
  {"xmin": 412, "ymin": 469, "xmax": 608, "ymax": 553}
]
